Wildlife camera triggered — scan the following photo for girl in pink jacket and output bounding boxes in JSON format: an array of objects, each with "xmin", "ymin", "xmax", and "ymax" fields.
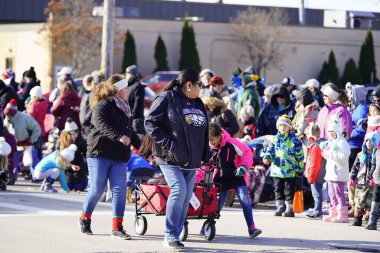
[{"xmin": 208, "ymin": 123, "xmax": 261, "ymax": 238}]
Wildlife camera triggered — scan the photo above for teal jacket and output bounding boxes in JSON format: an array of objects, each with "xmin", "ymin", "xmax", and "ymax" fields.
[
  {"xmin": 35, "ymin": 151, "xmax": 69, "ymax": 191},
  {"xmin": 263, "ymin": 131, "xmax": 304, "ymax": 178}
]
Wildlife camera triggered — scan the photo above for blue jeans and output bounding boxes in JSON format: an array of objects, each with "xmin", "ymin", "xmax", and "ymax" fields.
[
  {"xmin": 82, "ymin": 157, "xmax": 127, "ymax": 217},
  {"xmin": 160, "ymin": 164, "xmax": 196, "ymax": 241},
  {"xmin": 219, "ymin": 185, "xmax": 255, "ymax": 232},
  {"xmin": 311, "ymin": 183, "xmax": 323, "ymax": 216}
]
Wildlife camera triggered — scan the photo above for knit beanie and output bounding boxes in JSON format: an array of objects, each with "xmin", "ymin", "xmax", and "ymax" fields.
[
  {"xmin": 209, "ymin": 76, "xmax": 224, "ymax": 86},
  {"xmin": 126, "ymin": 65, "xmax": 139, "ymax": 76},
  {"xmin": 60, "ymin": 144, "xmax": 77, "ymax": 162},
  {"xmin": 30, "ymin": 86, "xmax": 42, "ymax": 98},
  {"xmin": 0, "ymin": 137, "xmax": 11, "ymax": 156},
  {"xmin": 276, "ymin": 115, "xmax": 292, "ymax": 130},
  {"xmin": 296, "ymin": 88, "xmax": 314, "ymax": 107},
  {"xmin": 64, "ymin": 117, "xmax": 78, "ymax": 132},
  {"xmin": 24, "ymin": 67, "xmax": 36, "ymax": 79},
  {"xmin": 327, "ymin": 122, "xmax": 342, "ymax": 137},
  {"xmin": 4, "ymin": 99, "xmax": 18, "ymax": 117},
  {"xmin": 304, "ymin": 79, "xmax": 319, "ymax": 89},
  {"xmin": 200, "ymin": 68, "xmax": 215, "ymax": 78}
]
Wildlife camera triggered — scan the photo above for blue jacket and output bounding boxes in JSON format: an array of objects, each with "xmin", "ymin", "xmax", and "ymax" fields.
[
  {"xmin": 348, "ymin": 102, "xmax": 367, "ymax": 149},
  {"xmin": 35, "ymin": 151, "xmax": 69, "ymax": 191}
]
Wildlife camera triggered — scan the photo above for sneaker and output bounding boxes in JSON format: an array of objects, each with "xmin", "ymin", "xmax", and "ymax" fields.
[
  {"xmin": 306, "ymin": 213, "xmax": 322, "ymax": 220},
  {"xmin": 163, "ymin": 238, "xmax": 184, "ymax": 250},
  {"xmin": 249, "ymin": 228, "xmax": 262, "ymax": 238},
  {"xmin": 79, "ymin": 218, "xmax": 93, "ymax": 235},
  {"xmin": 111, "ymin": 225, "xmax": 131, "ymax": 240},
  {"xmin": 44, "ymin": 185, "xmax": 57, "ymax": 193}
]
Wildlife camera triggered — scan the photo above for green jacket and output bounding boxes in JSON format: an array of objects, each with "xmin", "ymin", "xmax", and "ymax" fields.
[{"xmin": 237, "ymin": 83, "xmax": 261, "ymax": 120}]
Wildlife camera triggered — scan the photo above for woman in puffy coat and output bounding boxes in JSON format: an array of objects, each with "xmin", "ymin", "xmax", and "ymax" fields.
[
  {"xmin": 51, "ymin": 81, "xmax": 81, "ymax": 131},
  {"xmin": 317, "ymin": 83, "xmax": 352, "ymax": 140}
]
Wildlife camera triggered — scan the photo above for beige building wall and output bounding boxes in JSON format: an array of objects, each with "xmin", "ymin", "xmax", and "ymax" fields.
[
  {"xmin": 0, "ymin": 19, "xmax": 379, "ymax": 92},
  {"xmin": 0, "ymin": 23, "xmax": 51, "ymax": 92}
]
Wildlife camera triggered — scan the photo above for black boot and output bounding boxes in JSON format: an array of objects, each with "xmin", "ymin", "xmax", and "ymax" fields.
[
  {"xmin": 365, "ymin": 202, "xmax": 379, "ymax": 230},
  {"xmin": 352, "ymin": 216, "xmax": 362, "ymax": 226},
  {"xmin": 283, "ymin": 201, "xmax": 295, "ymax": 217}
]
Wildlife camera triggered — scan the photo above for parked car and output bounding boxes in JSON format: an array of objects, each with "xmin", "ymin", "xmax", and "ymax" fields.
[{"xmin": 141, "ymin": 71, "xmax": 180, "ymax": 93}]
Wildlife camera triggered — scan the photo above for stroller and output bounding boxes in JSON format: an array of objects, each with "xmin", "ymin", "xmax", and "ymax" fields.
[{"xmin": 134, "ymin": 162, "xmax": 221, "ymax": 241}]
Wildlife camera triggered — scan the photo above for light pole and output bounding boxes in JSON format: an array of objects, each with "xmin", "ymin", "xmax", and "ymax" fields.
[{"xmin": 101, "ymin": 0, "xmax": 115, "ymax": 79}]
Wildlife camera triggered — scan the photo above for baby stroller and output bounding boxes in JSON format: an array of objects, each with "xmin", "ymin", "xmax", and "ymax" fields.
[
  {"xmin": 245, "ymin": 135, "xmax": 275, "ymax": 204},
  {"xmin": 134, "ymin": 162, "xmax": 221, "ymax": 241}
]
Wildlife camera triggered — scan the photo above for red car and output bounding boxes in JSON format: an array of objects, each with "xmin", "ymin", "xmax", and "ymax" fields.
[{"xmin": 141, "ymin": 71, "xmax": 180, "ymax": 93}]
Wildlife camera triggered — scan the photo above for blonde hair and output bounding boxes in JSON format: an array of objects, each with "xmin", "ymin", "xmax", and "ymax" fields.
[
  {"xmin": 59, "ymin": 131, "xmax": 73, "ymax": 151},
  {"xmin": 90, "ymin": 74, "xmax": 123, "ymax": 108},
  {"xmin": 83, "ymin": 74, "xmax": 95, "ymax": 91},
  {"xmin": 61, "ymin": 81, "xmax": 74, "ymax": 92},
  {"xmin": 201, "ymin": 96, "xmax": 227, "ymax": 112},
  {"xmin": 55, "ymin": 153, "xmax": 70, "ymax": 170},
  {"xmin": 239, "ymin": 105, "xmax": 254, "ymax": 120},
  {"xmin": 0, "ymin": 156, "xmax": 8, "ymax": 171}
]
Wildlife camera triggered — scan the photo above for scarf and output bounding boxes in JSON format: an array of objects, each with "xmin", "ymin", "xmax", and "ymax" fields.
[{"xmin": 113, "ymin": 96, "xmax": 131, "ymax": 117}]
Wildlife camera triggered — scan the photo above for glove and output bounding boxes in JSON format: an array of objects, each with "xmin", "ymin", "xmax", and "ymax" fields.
[
  {"xmin": 319, "ymin": 141, "xmax": 328, "ymax": 149},
  {"xmin": 370, "ymin": 178, "xmax": 375, "ymax": 187},
  {"xmin": 235, "ymin": 165, "xmax": 246, "ymax": 177},
  {"xmin": 348, "ymin": 179, "xmax": 355, "ymax": 187},
  {"xmin": 331, "ymin": 144, "xmax": 338, "ymax": 151}
]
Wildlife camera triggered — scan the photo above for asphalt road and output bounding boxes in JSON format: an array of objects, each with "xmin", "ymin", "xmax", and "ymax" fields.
[{"xmin": 1, "ymin": 180, "xmax": 379, "ymax": 253}]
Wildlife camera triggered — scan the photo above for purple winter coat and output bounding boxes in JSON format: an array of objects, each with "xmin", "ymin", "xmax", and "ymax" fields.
[{"xmin": 317, "ymin": 103, "xmax": 352, "ymax": 140}]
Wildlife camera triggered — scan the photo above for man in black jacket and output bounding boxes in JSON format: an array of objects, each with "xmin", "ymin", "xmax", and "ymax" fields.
[
  {"xmin": 0, "ymin": 80, "xmax": 19, "ymax": 113},
  {"xmin": 126, "ymin": 65, "xmax": 145, "ymax": 149}
]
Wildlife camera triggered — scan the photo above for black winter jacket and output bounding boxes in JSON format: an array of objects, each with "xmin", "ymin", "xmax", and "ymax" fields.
[
  {"xmin": 0, "ymin": 83, "xmax": 19, "ymax": 112},
  {"xmin": 145, "ymin": 88, "xmax": 209, "ymax": 169},
  {"xmin": 127, "ymin": 78, "xmax": 145, "ymax": 132},
  {"xmin": 86, "ymin": 98, "xmax": 132, "ymax": 162}
]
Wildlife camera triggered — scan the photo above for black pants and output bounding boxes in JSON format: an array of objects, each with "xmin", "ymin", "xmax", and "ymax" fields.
[
  {"xmin": 273, "ymin": 177, "xmax": 296, "ymax": 202},
  {"xmin": 374, "ymin": 184, "xmax": 380, "ymax": 202},
  {"xmin": 349, "ymin": 148, "xmax": 361, "ymax": 172}
]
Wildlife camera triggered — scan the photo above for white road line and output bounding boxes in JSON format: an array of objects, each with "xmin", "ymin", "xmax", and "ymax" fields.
[{"xmin": 0, "ymin": 202, "xmax": 67, "ymax": 214}]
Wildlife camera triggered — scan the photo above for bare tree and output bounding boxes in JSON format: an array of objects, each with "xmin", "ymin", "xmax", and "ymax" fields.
[
  {"xmin": 230, "ymin": 7, "xmax": 289, "ymax": 76},
  {"xmin": 38, "ymin": 0, "xmax": 102, "ymax": 77}
]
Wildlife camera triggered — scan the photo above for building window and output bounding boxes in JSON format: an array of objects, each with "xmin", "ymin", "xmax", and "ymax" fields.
[{"xmin": 5, "ymin": 58, "xmax": 13, "ymax": 69}]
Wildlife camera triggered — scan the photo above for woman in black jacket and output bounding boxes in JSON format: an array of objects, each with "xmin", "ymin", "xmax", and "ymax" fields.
[
  {"xmin": 79, "ymin": 74, "xmax": 132, "ymax": 240},
  {"xmin": 145, "ymin": 68, "xmax": 209, "ymax": 250}
]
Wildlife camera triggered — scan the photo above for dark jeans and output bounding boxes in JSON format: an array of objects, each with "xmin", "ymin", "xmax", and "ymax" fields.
[
  {"xmin": 374, "ymin": 184, "xmax": 380, "ymax": 202},
  {"xmin": 273, "ymin": 177, "xmax": 296, "ymax": 202},
  {"xmin": 311, "ymin": 182, "xmax": 323, "ymax": 215}
]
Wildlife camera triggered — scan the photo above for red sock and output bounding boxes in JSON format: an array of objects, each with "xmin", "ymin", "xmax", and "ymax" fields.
[
  {"xmin": 112, "ymin": 217, "xmax": 123, "ymax": 231},
  {"xmin": 249, "ymin": 224, "xmax": 256, "ymax": 231},
  {"xmin": 80, "ymin": 212, "xmax": 92, "ymax": 220}
]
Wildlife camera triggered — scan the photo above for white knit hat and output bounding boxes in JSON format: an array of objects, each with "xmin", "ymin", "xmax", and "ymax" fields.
[
  {"xmin": 200, "ymin": 68, "xmax": 215, "ymax": 77},
  {"xmin": 113, "ymin": 78, "xmax": 128, "ymax": 91},
  {"xmin": 327, "ymin": 122, "xmax": 342, "ymax": 136},
  {"xmin": 60, "ymin": 144, "xmax": 77, "ymax": 162},
  {"xmin": 64, "ymin": 117, "xmax": 78, "ymax": 132},
  {"xmin": 276, "ymin": 115, "xmax": 293, "ymax": 130},
  {"xmin": 304, "ymin": 79, "xmax": 320, "ymax": 89},
  {"xmin": 0, "ymin": 137, "xmax": 11, "ymax": 156},
  {"xmin": 30, "ymin": 86, "xmax": 42, "ymax": 98}
]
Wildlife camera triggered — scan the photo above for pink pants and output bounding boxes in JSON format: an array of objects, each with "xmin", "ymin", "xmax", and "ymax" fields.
[{"xmin": 327, "ymin": 181, "xmax": 347, "ymax": 207}]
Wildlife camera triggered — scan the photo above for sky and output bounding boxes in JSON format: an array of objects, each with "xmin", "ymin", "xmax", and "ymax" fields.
[{"xmin": 167, "ymin": 0, "xmax": 380, "ymax": 13}]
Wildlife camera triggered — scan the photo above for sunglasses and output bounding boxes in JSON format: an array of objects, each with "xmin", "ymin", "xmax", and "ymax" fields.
[
  {"xmin": 67, "ymin": 130, "xmax": 78, "ymax": 135},
  {"xmin": 194, "ymin": 81, "xmax": 202, "ymax": 87}
]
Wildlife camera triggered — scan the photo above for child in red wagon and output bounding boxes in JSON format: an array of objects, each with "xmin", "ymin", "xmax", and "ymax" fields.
[{"xmin": 207, "ymin": 123, "xmax": 262, "ymax": 238}]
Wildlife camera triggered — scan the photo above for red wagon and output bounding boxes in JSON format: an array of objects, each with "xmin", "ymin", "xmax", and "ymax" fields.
[{"xmin": 134, "ymin": 168, "xmax": 221, "ymax": 241}]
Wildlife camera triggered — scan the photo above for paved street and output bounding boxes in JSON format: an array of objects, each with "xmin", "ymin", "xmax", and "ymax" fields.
[{"xmin": 1, "ymin": 180, "xmax": 379, "ymax": 253}]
